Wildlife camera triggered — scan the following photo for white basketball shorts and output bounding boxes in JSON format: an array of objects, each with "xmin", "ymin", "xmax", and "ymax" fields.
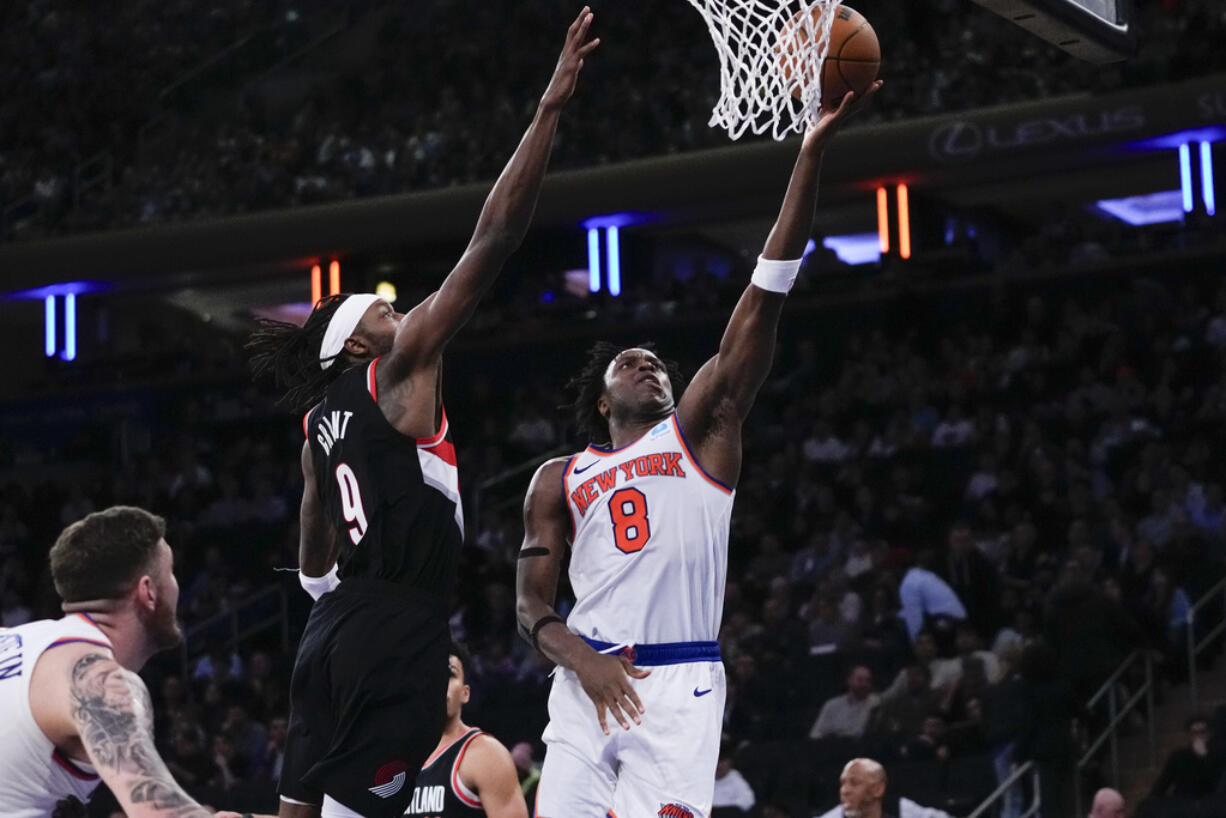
[{"xmin": 535, "ymin": 641, "xmax": 726, "ymax": 818}]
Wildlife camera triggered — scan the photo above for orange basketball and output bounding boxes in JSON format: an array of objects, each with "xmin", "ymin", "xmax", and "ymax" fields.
[{"xmin": 782, "ymin": 5, "xmax": 881, "ymax": 108}]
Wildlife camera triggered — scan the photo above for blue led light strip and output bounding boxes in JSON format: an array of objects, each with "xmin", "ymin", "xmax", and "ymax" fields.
[
  {"xmin": 587, "ymin": 228, "xmax": 601, "ymax": 293},
  {"xmin": 606, "ymin": 226, "xmax": 621, "ymax": 297},
  {"xmin": 45, "ymin": 295, "xmax": 56, "ymax": 357},
  {"xmin": 1202, "ymin": 141, "xmax": 1216, "ymax": 217},
  {"xmin": 1179, "ymin": 143, "xmax": 1194, "ymax": 214}
]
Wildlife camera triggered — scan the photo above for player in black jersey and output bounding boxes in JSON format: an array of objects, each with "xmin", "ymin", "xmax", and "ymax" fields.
[
  {"xmin": 246, "ymin": 10, "xmax": 599, "ymax": 818},
  {"xmin": 405, "ymin": 644, "xmax": 526, "ymax": 818}
]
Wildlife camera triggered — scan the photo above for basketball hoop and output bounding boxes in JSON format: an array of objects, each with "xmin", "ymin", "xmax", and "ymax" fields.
[{"xmin": 684, "ymin": 0, "xmax": 840, "ymax": 141}]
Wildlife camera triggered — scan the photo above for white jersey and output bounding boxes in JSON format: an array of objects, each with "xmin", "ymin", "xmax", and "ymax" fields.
[
  {"xmin": 562, "ymin": 414, "xmax": 734, "ymax": 644},
  {"xmin": 0, "ymin": 614, "xmax": 112, "ymax": 817}
]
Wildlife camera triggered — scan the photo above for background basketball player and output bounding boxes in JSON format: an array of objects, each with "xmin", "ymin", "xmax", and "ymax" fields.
[
  {"xmin": 405, "ymin": 643, "xmax": 527, "ymax": 818},
  {"xmin": 516, "ymin": 81, "xmax": 882, "ymax": 817},
  {"xmin": 246, "ymin": 10, "xmax": 599, "ymax": 818},
  {"xmin": 0, "ymin": 506, "xmax": 216, "ymax": 818}
]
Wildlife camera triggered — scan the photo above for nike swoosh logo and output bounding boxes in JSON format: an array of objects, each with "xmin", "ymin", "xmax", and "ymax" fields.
[
  {"xmin": 573, "ymin": 461, "xmax": 599, "ymax": 475},
  {"xmin": 693, "ymin": 688, "xmax": 712, "ymax": 697}
]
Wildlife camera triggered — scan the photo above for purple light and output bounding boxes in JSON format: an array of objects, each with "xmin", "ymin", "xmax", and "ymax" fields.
[
  {"xmin": 1202, "ymin": 141, "xmax": 1216, "ymax": 217},
  {"xmin": 1095, "ymin": 190, "xmax": 1184, "ymax": 225},
  {"xmin": 6, "ymin": 280, "xmax": 108, "ymax": 301},
  {"xmin": 581, "ymin": 212, "xmax": 652, "ymax": 230},
  {"xmin": 1180, "ymin": 143, "xmax": 1194, "ymax": 214},
  {"xmin": 822, "ymin": 233, "xmax": 882, "ymax": 265},
  {"xmin": 587, "ymin": 228, "xmax": 601, "ymax": 293}
]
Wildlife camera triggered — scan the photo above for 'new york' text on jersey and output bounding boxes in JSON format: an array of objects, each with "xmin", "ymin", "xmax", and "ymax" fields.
[{"xmin": 562, "ymin": 414, "xmax": 734, "ymax": 644}]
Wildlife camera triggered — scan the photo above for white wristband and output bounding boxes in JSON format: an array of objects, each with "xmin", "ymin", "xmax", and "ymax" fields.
[
  {"xmin": 751, "ymin": 255, "xmax": 802, "ymax": 293},
  {"xmin": 299, "ymin": 565, "xmax": 340, "ymax": 600}
]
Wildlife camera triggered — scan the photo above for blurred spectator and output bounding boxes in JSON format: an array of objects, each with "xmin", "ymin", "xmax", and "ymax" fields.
[
  {"xmin": 712, "ymin": 739, "xmax": 756, "ymax": 815},
  {"xmin": 1147, "ymin": 716, "xmax": 1221, "ymax": 801},
  {"xmin": 898, "ymin": 554, "xmax": 967, "ymax": 645},
  {"xmin": 1088, "ymin": 788, "xmax": 1125, "ymax": 818},
  {"xmin": 810, "ymin": 665, "xmax": 879, "ymax": 740},
  {"xmin": 511, "ymin": 742, "xmax": 541, "ymax": 805},
  {"xmin": 874, "ymin": 664, "xmax": 939, "ymax": 736}
]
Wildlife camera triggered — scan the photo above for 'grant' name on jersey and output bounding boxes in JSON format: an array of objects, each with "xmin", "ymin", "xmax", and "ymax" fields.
[
  {"xmin": 571, "ymin": 452, "xmax": 687, "ymax": 516},
  {"xmin": 315, "ymin": 411, "xmax": 354, "ymax": 456}
]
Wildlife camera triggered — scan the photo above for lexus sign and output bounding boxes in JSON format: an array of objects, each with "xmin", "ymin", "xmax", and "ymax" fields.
[{"xmin": 927, "ymin": 105, "xmax": 1146, "ymax": 162}]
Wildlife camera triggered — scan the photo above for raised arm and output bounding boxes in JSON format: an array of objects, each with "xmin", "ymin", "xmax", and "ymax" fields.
[
  {"xmin": 69, "ymin": 651, "xmax": 212, "ymax": 818},
  {"xmin": 676, "ymin": 84, "xmax": 882, "ymax": 487},
  {"xmin": 515, "ymin": 458, "xmax": 649, "ymax": 735},
  {"xmin": 384, "ymin": 9, "xmax": 599, "ymax": 376}
]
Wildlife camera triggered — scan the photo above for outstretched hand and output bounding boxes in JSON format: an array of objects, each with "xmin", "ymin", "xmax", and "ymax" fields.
[
  {"xmin": 541, "ymin": 7, "xmax": 601, "ymax": 111},
  {"xmin": 803, "ymin": 79, "xmax": 884, "ymax": 151}
]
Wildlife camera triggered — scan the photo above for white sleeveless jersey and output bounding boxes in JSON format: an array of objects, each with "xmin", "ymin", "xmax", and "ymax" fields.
[
  {"xmin": 0, "ymin": 614, "xmax": 112, "ymax": 816},
  {"xmin": 562, "ymin": 414, "xmax": 734, "ymax": 644}
]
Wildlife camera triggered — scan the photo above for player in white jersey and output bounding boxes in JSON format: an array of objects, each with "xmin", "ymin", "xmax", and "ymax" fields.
[
  {"xmin": 516, "ymin": 80, "xmax": 882, "ymax": 818},
  {"xmin": 0, "ymin": 505, "xmax": 216, "ymax": 818}
]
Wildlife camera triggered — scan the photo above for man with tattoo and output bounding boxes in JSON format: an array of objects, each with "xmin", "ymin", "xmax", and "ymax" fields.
[
  {"xmin": 0, "ymin": 505, "xmax": 215, "ymax": 818},
  {"xmin": 515, "ymin": 83, "xmax": 881, "ymax": 817}
]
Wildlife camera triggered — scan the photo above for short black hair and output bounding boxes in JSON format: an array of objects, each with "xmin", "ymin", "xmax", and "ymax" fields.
[
  {"xmin": 449, "ymin": 640, "xmax": 474, "ymax": 685},
  {"xmin": 246, "ymin": 294, "xmax": 355, "ymax": 412},
  {"xmin": 50, "ymin": 506, "xmax": 166, "ymax": 603},
  {"xmin": 564, "ymin": 342, "xmax": 687, "ymax": 445}
]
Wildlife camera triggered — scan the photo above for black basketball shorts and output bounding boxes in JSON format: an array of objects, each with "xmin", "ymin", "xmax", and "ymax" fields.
[{"xmin": 280, "ymin": 579, "xmax": 449, "ymax": 818}]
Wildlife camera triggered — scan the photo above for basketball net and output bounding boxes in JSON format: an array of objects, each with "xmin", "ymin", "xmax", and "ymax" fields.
[{"xmin": 684, "ymin": 0, "xmax": 840, "ymax": 140}]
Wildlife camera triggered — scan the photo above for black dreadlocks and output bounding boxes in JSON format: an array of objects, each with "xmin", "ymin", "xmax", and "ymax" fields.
[
  {"xmin": 564, "ymin": 341, "xmax": 687, "ymax": 447},
  {"xmin": 246, "ymin": 294, "xmax": 356, "ymax": 412}
]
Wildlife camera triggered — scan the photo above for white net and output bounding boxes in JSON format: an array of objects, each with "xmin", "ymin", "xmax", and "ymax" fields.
[{"xmin": 683, "ymin": 0, "xmax": 841, "ymax": 141}]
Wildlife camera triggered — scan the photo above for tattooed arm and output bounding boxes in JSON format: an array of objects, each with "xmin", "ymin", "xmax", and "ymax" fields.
[{"xmin": 68, "ymin": 652, "xmax": 212, "ymax": 818}]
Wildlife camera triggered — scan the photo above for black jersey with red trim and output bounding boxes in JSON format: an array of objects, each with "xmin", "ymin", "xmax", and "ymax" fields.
[
  {"xmin": 305, "ymin": 357, "xmax": 464, "ymax": 590},
  {"xmin": 404, "ymin": 728, "xmax": 485, "ymax": 816}
]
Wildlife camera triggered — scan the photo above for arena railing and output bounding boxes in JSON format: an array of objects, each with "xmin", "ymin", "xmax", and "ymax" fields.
[
  {"xmin": 1072, "ymin": 649, "xmax": 1156, "ymax": 817},
  {"xmin": 178, "ymin": 583, "xmax": 290, "ymax": 680},
  {"xmin": 964, "ymin": 760, "xmax": 1040, "ymax": 818},
  {"xmin": 1186, "ymin": 574, "xmax": 1226, "ymax": 707}
]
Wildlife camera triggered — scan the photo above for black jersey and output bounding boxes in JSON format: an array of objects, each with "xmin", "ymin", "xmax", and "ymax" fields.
[
  {"xmin": 305, "ymin": 356, "xmax": 463, "ymax": 591},
  {"xmin": 404, "ymin": 728, "xmax": 485, "ymax": 816}
]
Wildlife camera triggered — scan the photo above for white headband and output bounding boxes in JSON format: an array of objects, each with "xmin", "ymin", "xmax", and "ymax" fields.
[{"xmin": 319, "ymin": 294, "xmax": 384, "ymax": 370}]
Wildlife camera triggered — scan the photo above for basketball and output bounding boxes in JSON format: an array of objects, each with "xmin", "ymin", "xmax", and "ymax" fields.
[{"xmin": 783, "ymin": 4, "xmax": 881, "ymax": 108}]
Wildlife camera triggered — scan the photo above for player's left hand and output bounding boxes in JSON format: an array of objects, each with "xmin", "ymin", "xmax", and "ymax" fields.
[
  {"xmin": 540, "ymin": 7, "xmax": 601, "ymax": 111},
  {"xmin": 803, "ymin": 79, "xmax": 883, "ymax": 150}
]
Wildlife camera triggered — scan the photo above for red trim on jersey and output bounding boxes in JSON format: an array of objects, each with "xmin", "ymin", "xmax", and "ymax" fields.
[
  {"xmin": 450, "ymin": 730, "xmax": 485, "ymax": 808},
  {"xmin": 419, "ymin": 438, "xmax": 457, "ymax": 468},
  {"xmin": 367, "ymin": 357, "xmax": 381, "ymax": 400},
  {"xmin": 416, "ymin": 408, "xmax": 449, "ymax": 448},
  {"xmin": 46, "ymin": 638, "xmax": 113, "ymax": 652},
  {"xmin": 421, "ymin": 727, "xmax": 477, "ymax": 770},
  {"xmin": 561, "ymin": 455, "xmax": 578, "ymax": 541},
  {"xmin": 670, "ymin": 415, "xmax": 733, "ymax": 495},
  {"xmin": 52, "ymin": 749, "xmax": 99, "ymax": 781}
]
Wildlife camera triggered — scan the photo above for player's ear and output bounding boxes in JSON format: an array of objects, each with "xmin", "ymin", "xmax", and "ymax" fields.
[
  {"xmin": 134, "ymin": 573, "xmax": 157, "ymax": 613},
  {"xmin": 462, "ymin": 684, "xmax": 470, "ymax": 705},
  {"xmin": 597, "ymin": 393, "xmax": 610, "ymax": 420},
  {"xmin": 343, "ymin": 334, "xmax": 369, "ymax": 358}
]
